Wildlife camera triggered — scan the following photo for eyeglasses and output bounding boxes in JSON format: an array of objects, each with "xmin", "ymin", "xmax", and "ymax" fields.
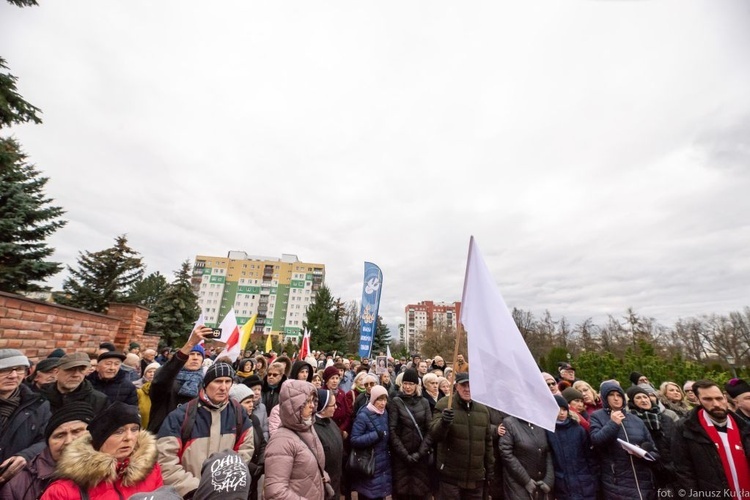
[
  {"xmin": 267, "ymin": 373, "xmax": 281, "ymax": 377},
  {"xmin": 0, "ymin": 366, "xmax": 25, "ymax": 376},
  {"xmin": 364, "ymin": 382, "xmax": 376, "ymax": 387}
]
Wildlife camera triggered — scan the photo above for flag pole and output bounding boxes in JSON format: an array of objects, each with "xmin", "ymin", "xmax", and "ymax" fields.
[{"xmin": 447, "ymin": 325, "xmax": 462, "ymax": 409}]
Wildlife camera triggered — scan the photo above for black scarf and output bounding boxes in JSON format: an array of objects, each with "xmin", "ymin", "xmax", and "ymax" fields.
[
  {"xmin": 0, "ymin": 386, "xmax": 21, "ymax": 432},
  {"xmin": 633, "ymin": 406, "xmax": 661, "ymax": 431}
]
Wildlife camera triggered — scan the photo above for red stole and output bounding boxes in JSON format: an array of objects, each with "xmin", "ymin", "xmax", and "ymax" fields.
[{"xmin": 698, "ymin": 409, "xmax": 750, "ymax": 495}]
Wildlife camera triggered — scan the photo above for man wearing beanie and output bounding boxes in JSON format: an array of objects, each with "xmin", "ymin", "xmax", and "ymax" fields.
[
  {"xmin": 148, "ymin": 325, "xmax": 212, "ymax": 433},
  {"xmin": 0, "ymin": 349, "xmax": 51, "ymax": 488},
  {"xmin": 156, "ymin": 362, "xmax": 255, "ymax": 498},
  {"xmin": 0, "ymin": 405, "xmax": 94, "ymax": 499},
  {"xmin": 430, "ymin": 372, "xmax": 493, "ymax": 498}
]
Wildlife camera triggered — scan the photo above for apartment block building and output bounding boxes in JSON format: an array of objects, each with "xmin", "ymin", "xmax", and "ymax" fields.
[
  {"xmin": 404, "ymin": 300, "xmax": 462, "ymax": 352},
  {"xmin": 192, "ymin": 251, "xmax": 325, "ymax": 342}
]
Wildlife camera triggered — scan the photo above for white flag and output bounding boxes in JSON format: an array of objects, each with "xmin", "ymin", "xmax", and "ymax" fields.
[
  {"xmin": 386, "ymin": 344, "xmax": 392, "ymax": 360},
  {"xmin": 460, "ymin": 236, "xmax": 559, "ymax": 431}
]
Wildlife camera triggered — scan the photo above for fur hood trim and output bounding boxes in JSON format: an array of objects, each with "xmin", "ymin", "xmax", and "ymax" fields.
[{"xmin": 55, "ymin": 430, "xmax": 158, "ymax": 489}]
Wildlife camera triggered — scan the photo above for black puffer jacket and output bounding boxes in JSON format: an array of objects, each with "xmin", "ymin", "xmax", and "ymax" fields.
[
  {"xmin": 429, "ymin": 395, "xmax": 493, "ymax": 489},
  {"xmin": 499, "ymin": 416, "xmax": 554, "ymax": 498},
  {"xmin": 261, "ymin": 375, "xmax": 286, "ymax": 413},
  {"xmin": 389, "ymin": 392, "xmax": 433, "ymax": 495},
  {"xmin": 672, "ymin": 407, "xmax": 750, "ymax": 495}
]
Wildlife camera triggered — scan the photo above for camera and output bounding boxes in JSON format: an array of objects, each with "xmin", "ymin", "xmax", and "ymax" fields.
[{"xmin": 209, "ymin": 328, "xmax": 222, "ymax": 339}]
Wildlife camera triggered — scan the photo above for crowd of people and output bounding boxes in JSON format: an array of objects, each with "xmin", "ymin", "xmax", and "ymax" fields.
[{"xmin": 0, "ymin": 327, "xmax": 749, "ymax": 499}]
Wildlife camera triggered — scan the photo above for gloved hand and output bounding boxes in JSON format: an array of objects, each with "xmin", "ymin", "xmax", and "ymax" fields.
[
  {"xmin": 525, "ymin": 479, "xmax": 538, "ymax": 494},
  {"xmin": 407, "ymin": 452, "xmax": 420, "ymax": 464},
  {"xmin": 536, "ymin": 481, "xmax": 551, "ymax": 493},
  {"xmin": 378, "ymin": 430, "xmax": 387, "ymax": 439},
  {"xmin": 441, "ymin": 408, "xmax": 455, "ymax": 425}
]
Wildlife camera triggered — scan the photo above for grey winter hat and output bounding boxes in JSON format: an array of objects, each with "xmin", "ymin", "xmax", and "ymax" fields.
[
  {"xmin": 195, "ymin": 450, "xmax": 251, "ymax": 500},
  {"xmin": 0, "ymin": 349, "xmax": 30, "ymax": 371},
  {"xmin": 229, "ymin": 384, "xmax": 254, "ymax": 405}
]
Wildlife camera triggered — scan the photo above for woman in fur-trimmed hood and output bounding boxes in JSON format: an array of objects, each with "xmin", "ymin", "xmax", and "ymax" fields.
[{"xmin": 41, "ymin": 402, "xmax": 163, "ymax": 500}]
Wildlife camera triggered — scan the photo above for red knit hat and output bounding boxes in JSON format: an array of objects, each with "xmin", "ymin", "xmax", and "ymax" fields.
[{"xmin": 323, "ymin": 366, "xmax": 340, "ymax": 383}]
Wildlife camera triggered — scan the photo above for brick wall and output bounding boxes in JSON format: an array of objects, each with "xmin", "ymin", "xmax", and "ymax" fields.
[{"xmin": 0, "ymin": 292, "xmax": 160, "ymax": 362}]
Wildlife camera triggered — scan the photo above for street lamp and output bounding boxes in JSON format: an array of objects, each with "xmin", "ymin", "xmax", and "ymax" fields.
[{"xmin": 727, "ymin": 355, "xmax": 738, "ymax": 378}]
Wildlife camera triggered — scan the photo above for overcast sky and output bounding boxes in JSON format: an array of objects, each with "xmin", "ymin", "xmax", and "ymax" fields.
[{"xmin": 2, "ymin": 1, "xmax": 749, "ymax": 332}]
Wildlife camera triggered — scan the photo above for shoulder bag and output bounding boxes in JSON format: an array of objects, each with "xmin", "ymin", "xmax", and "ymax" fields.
[
  {"xmin": 398, "ymin": 399, "xmax": 434, "ymax": 466},
  {"xmin": 346, "ymin": 411, "xmax": 377, "ymax": 477}
]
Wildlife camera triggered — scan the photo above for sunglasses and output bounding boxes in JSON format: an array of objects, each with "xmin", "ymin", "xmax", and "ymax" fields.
[
  {"xmin": 547, "ymin": 381, "xmax": 556, "ymax": 387},
  {"xmin": 364, "ymin": 382, "xmax": 376, "ymax": 387}
]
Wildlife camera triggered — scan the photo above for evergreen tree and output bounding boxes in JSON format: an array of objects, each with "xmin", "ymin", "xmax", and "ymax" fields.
[
  {"xmin": 0, "ymin": 56, "xmax": 41, "ymax": 128},
  {"xmin": 126, "ymin": 271, "xmax": 168, "ymax": 309},
  {"xmin": 148, "ymin": 260, "xmax": 200, "ymax": 346},
  {"xmin": 304, "ymin": 284, "xmax": 346, "ymax": 353},
  {"xmin": 0, "ymin": 138, "xmax": 66, "ymax": 292},
  {"xmin": 371, "ymin": 315, "xmax": 391, "ymax": 355},
  {"xmin": 57, "ymin": 235, "xmax": 144, "ymax": 312}
]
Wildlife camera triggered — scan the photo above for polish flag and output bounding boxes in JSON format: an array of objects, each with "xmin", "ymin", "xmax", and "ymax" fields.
[
  {"xmin": 299, "ymin": 329, "xmax": 311, "ymax": 361},
  {"xmin": 218, "ymin": 309, "xmax": 241, "ymax": 361}
]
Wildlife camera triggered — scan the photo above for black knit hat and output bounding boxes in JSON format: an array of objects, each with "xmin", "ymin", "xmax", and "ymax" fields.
[
  {"xmin": 203, "ymin": 362, "xmax": 236, "ymax": 387},
  {"xmin": 402, "ymin": 368, "xmax": 419, "ymax": 385},
  {"xmin": 726, "ymin": 378, "xmax": 750, "ymax": 399},
  {"xmin": 88, "ymin": 402, "xmax": 141, "ymax": 450},
  {"xmin": 45, "ymin": 404, "xmax": 95, "ymax": 443},
  {"xmin": 195, "ymin": 450, "xmax": 250, "ymax": 499},
  {"xmin": 629, "ymin": 371, "xmax": 643, "ymax": 386},
  {"xmin": 47, "ymin": 348, "xmax": 66, "ymax": 359},
  {"xmin": 626, "ymin": 385, "xmax": 651, "ymax": 409},
  {"xmin": 554, "ymin": 394, "xmax": 569, "ymax": 410},
  {"xmin": 241, "ymin": 374, "xmax": 262, "ymax": 389}
]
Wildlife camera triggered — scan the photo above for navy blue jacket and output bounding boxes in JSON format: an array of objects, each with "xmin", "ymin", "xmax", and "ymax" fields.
[
  {"xmin": 546, "ymin": 417, "xmax": 598, "ymax": 500},
  {"xmin": 350, "ymin": 406, "xmax": 392, "ymax": 499},
  {"xmin": 590, "ymin": 382, "xmax": 657, "ymax": 499}
]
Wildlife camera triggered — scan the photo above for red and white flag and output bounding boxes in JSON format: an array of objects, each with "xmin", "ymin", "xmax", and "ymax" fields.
[
  {"xmin": 218, "ymin": 309, "xmax": 241, "ymax": 362},
  {"xmin": 298, "ymin": 328, "xmax": 311, "ymax": 361}
]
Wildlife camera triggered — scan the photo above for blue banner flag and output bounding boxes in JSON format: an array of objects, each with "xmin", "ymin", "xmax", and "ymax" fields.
[{"xmin": 358, "ymin": 262, "xmax": 383, "ymax": 359}]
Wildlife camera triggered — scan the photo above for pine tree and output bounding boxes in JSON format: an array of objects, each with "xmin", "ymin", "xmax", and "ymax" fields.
[
  {"xmin": 304, "ymin": 284, "xmax": 347, "ymax": 353},
  {"xmin": 0, "ymin": 56, "xmax": 41, "ymax": 128},
  {"xmin": 126, "ymin": 271, "xmax": 168, "ymax": 309},
  {"xmin": 57, "ymin": 235, "xmax": 144, "ymax": 312},
  {"xmin": 0, "ymin": 138, "xmax": 67, "ymax": 293},
  {"xmin": 148, "ymin": 260, "xmax": 200, "ymax": 346}
]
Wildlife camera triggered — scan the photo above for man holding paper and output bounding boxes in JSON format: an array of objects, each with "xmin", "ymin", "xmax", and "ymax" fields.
[{"xmin": 589, "ymin": 381, "xmax": 657, "ymax": 499}]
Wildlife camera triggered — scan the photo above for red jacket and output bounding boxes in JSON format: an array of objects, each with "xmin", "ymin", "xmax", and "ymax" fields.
[{"xmin": 41, "ymin": 431, "xmax": 163, "ymax": 500}]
